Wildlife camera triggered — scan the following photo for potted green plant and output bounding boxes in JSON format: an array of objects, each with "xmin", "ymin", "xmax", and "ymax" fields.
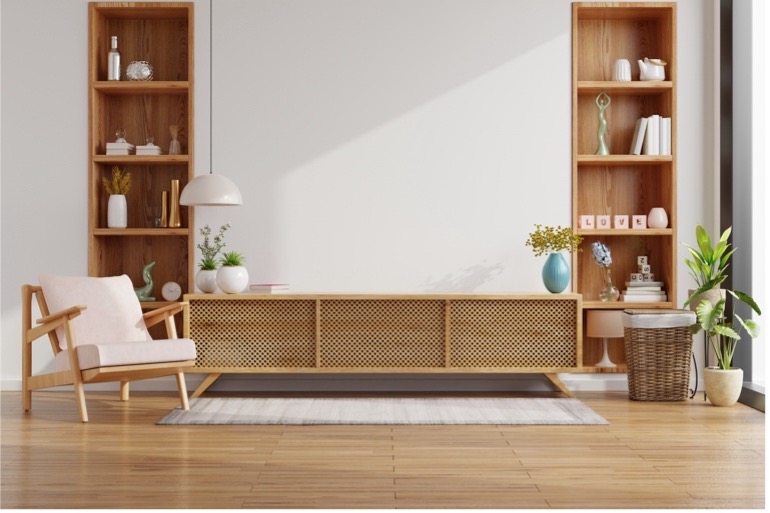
[
  {"xmin": 682, "ymin": 225, "xmax": 734, "ymax": 309},
  {"xmin": 195, "ymin": 223, "xmax": 229, "ymax": 293},
  {"xmin": 216, "ymin": 250, "xmax": 248, "ymax": 294},
  {"xmin": 525, "ymin": 224, "xmax": 583, "ymax": 293},
  {"xmin": 683, "ymin": 224, "xmax": 762, "ymax": 405},
  {"xmin": 689, "ymin": 290, "xmax": 761, "ymax": 406},
  {"xmin": 102, "ymin": 165, "xmax": 131, "ymax": 228}
]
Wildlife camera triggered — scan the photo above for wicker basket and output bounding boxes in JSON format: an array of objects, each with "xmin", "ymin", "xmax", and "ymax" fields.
[{"xmin": 623, "ymin": 309, "xmax": 696, "ymax": 401}]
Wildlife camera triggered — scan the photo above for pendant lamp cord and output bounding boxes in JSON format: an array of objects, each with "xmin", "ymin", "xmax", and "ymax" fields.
[{"xmin": 209, "ymin": 0, "xmax": 214, "ymax": 175}]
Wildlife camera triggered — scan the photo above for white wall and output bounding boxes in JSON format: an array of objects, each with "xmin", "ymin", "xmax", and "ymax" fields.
[{"xmin": 1, "ymin": 0, "xmax": 715, "ymax": 392}]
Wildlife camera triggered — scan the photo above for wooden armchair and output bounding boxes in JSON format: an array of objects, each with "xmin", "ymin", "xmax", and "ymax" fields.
[{"xmin": 22, "ymin": 274, "xmax": 197, "ymax": 422}]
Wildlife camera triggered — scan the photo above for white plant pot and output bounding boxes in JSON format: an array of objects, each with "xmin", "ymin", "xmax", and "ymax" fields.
[
  {"xmin": 195, "ymin": 269, "xmax": 219, "ymax": 293},
  {"xmin": 107, "ymin": 194, "xmax": 127, "ymax": 228},
  {"xmin": 216, "ymin": 266, "xmax": 249, "ymax": 294},
  {"xmin": 704, "ymin": 367, "xmax": 743, "ymax": 407}
]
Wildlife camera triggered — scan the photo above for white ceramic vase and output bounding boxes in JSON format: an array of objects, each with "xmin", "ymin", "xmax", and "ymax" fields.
[
  {"xmin": 704, "ymin": 367, "xmax": 743, "ymax": 407},
  {"xmin": 217, "ymin": 266, "xmax": 249, "ymax": 294},
  {"xmin": 107, "ymin": 194, "xmax": 127, "ymax": 228},
  {"xmin": 612, "ymin": 59, "xmax": 631, "ymax": 81},
  {"xmin": 647, "ymin": 207, "xmax": 668, "ymax": 229},
  {"xmin": 195, "ymin": 269, "xmax": 219, "ymax": 293}
]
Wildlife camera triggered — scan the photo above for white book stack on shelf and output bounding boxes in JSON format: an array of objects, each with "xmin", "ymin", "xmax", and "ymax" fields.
[
  {"xmin": 629, "ymin": 115, "xmax": 671, "ymax": 156},
  {"xmin": 621, "ymin": 282, "xmax": 667, "ymax": 302},
  {"xmin": 135, "ymin": 144, "xmax": 162, "ymax": 156},
  {"xmin": 105, "ymin": 142, "xmax": 135, "ymax": 155},
  {"xmin": 621, "ymin": 256, "xmax": 667, "ymax": 302}
]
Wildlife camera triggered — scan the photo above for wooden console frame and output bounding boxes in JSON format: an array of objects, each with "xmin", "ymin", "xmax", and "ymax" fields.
[{"xmin": 183, "ymin": 293, "xmax": 584, "ymax": 398}]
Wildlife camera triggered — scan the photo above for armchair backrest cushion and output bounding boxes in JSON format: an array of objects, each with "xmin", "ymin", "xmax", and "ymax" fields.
[{"xmin": 39, "ymin": 274, "xmax": 152, "ymax": 351}]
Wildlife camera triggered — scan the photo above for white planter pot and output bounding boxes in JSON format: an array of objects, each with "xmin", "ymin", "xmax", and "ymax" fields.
[
  {"xmin": 107, "ymin": 194, "xmax": 127, "ymax": 228},
  {"xmin": 195, "ymin": 269, "xmax": 219, "ymax": 293},
  {"xmin": 704, "ymin": 367, "xmax": 743, "ymax": 407},
  {"xmin": 216, "ymin": 266, "xmax": 249, "ymax": 294}
]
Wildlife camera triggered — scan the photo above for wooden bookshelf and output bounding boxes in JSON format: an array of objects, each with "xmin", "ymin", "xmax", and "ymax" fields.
[
  {"xmin": 572, "ymin": 2, "xmax": 677, "ymax": 370},
  {"xmin": 88, "ymin": 2, "xmax": 195, "ymax": 303}
]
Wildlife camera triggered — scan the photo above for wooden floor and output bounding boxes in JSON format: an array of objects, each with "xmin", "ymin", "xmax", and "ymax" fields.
[{"xmin": 1, "ymin": 390, "xmax": 764, "ymax": 509}]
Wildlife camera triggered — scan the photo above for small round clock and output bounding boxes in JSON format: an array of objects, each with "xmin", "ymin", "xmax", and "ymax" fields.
[{"xmin": 161, "ymin": 281, "xmax": 182, "ymax": 301}]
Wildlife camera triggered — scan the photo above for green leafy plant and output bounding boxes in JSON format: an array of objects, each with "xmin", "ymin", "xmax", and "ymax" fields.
[
  {"xmin": 102, "ymin": 165, "xmax": 131, "ymax": 195},
  {"xmin": 197, "ymin": 223, "xmax": 230, "ymax": 270},
  {"xmin": 525, "ymin": 224, "xmax": 583, "ymax": 257},
  {"xmin": 219, "ymin": 251, "xmax": 245, "ymax": 267},
  {"xmin": 690, "ymin": 290, "xmax": 761, "ymax": 370},
  {"xmin": 683, "ymin": 225, "xmax": 735, "ymax": 307}
]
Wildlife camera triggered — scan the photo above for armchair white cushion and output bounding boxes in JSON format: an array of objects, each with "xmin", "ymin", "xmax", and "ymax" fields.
[{"xmin": 40, "ymin": 274, "xmax": 196, "ymax": 371}]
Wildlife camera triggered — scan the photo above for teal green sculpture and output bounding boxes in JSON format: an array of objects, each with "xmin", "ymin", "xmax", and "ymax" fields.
[
  {"xmin": 595, "ymin": 91, "xmax": 611, "ymax": 155},
  {"xmin": 134, "ymin": 261, "xmax": 156, "ymax": 301}
]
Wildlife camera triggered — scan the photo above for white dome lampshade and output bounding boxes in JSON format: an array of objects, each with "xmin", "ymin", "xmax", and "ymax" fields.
[{"xmin": 180, "ymin": 173, "xmax": 243, "ymax": 206}]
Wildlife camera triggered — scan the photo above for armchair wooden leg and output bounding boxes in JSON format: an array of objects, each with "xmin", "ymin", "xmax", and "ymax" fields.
[
  {"xmin": 176, "ymin": 372, "xmax": 190, "ymax": 410},
  {"xmin": 74, "ymin": 381, "xmax": 89, "ymax": 423},
  {"xmin": 120, "ymin": 380, "xmax": 129, "ymax": 401}
]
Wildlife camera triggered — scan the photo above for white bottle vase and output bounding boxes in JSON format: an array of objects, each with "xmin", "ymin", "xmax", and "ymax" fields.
[
  {"xmin": 107, "ymin": 194, "xmax": 127, "ymax": 228},
  {"xmin": 647, "ymin": 207, "xmax": 669, "ymax": 229},
  {"xmin": 217, "ymin": 266, "xmax": 249, "ymax": 294}
]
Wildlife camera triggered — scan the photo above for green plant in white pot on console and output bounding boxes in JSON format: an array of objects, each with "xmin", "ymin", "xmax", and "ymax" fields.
[
  {"xmin": 195, "ymin": 223, "xmax": 229, "ymax": 293},
  {"xmin": 525, "ymin": 224, "xmax": 583, "ymax": 293},
  {"xmin": 217, "ymin": 251, "xmax": 249, "ymax": 294}
]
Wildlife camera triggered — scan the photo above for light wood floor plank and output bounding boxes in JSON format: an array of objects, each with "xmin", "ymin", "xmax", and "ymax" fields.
[{"xmin": 1, "ymin": 390, "xmax": 764, "ymax": 509}]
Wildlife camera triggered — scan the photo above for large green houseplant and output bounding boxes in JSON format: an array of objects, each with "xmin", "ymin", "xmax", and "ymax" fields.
[{"xmin": 683, "ymin": 225, "xmax": 762, "ymax": 406}]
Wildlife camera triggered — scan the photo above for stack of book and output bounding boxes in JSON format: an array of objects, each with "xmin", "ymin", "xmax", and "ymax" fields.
[
  {"xmin": 629, "ymin": 114, "xmax": 672, "ymax": 156},
  {"xmin": 105, "ymin": 142, "xmax": 135, "ymax": 155},
  {"xmin": 621, "ymin": 281, "xmax": 667, "ymax": 302},
  {"xmin": 135, "ymin": 144, "xmax": 162, "ymax": 156},
  {"xmin": 249, "ymin": 283, "xmax": 290, "ymax": 293}
]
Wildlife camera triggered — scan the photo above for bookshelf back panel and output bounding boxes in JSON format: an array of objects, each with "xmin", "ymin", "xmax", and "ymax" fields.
[
  {"xmin": 576, "ymin": 93, "xmax": 671, "ymax": 155},
  {"xmin": 576, "ymin": 234, "xmax": 673, "ymax": 303},
  {"xmin": 91, "ymin": 235, "xmax": 190, "ymax": 288},
  {"xmin": 576, "ymin": 164, "xmax": 673, "ymax": 219},
  {"xmin": 576, "ymin": 17, "xmax": 673, "ymax": 82},
  {"xmin": 97, "ymin": 94, "xmax": 189, "ymax": 154}
]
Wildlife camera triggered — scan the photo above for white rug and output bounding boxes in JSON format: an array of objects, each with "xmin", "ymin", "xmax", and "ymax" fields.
[{"xmin": 157, "ymin": 397, "xmax": 608, "ymax": 425}]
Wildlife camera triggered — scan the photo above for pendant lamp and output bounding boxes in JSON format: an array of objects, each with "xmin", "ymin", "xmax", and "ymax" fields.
[{"xmin": 180, "ymin": 0, "xmax": 243, "ymax": 206}]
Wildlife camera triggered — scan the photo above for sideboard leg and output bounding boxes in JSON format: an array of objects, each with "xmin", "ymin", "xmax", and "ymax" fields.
[
  {"xmin": 544, "ymin": 373, "xmax": 576, "ymax": 398},
  {"xmin": 191, "ymin": 373, "xmax": 222, "ymax": 398}
]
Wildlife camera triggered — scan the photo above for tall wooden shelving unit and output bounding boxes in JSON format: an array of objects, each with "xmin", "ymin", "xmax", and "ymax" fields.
[
  {"xmin": 88, "ymin": 2, "xmax": 194, "ymax": 308},
  {"xmin": 572, "ymin": 3, "xmax": 677, "ymax": 371}
]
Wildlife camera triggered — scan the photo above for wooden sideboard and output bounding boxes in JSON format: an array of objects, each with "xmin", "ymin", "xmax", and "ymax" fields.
[{"xmin": 183, "ymin": 293, "xmax": 584, "ymax": 398}]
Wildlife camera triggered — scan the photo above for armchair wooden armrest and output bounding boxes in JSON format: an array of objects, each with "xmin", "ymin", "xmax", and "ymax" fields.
[
  {"xmin": 37, "ymin": 304, "xmax": 87, "ymax": 326},
  {"xmin": 27, "ymin": 304, "xmax": 86, "ymax": 343},
  {"xmin": 143, "ymin": 302, "xmax": 189, "ymax": 338}
]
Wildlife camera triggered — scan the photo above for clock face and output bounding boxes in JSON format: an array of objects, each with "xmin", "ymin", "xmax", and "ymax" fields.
[{"xmin": 161, "ymin": 281, "xmax": 182, "ymax": 301}]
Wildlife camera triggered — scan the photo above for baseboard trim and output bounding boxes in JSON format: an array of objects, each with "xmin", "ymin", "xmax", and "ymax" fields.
[{"xmin": 4, "ymin": 373, "xmax": 635, "ymax": 393}]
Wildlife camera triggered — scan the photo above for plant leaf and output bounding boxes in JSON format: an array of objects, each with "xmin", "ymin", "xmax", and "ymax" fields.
[
  {"xmin": 714, "ymin": 324, "xmax": 740, "ymax": 340},
  {"xmin": 695, "ymin": 225, "xmax": 713, "ymax": 262},
  {"xmin": 696, "ymin": 298, "xmax": 725, "ymax": 331},
  {"xmin": 730, "ymin": 289, "xmax": 762, "ymax": 316}
]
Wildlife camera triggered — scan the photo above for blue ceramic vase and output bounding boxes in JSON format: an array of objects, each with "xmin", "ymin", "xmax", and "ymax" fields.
[{"xmin": 542, "ymin": 253, "xmax": 570, "ymax": 293}]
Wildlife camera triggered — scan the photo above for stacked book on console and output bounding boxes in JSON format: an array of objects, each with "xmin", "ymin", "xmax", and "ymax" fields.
[
  {"xmin": 249, "ymin": 283, "xmax": 290, "ymax": 293},
  {"xmin": 105, "ymin": 142, "xmax": 135, "ymax": 155},
  {"xmin": 629, "ymin": 114, "xmax": 672, "ymax": 156},
  {"xmin": 621, "ymin": 281, "xmax": 667, "ymax": 302}
]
